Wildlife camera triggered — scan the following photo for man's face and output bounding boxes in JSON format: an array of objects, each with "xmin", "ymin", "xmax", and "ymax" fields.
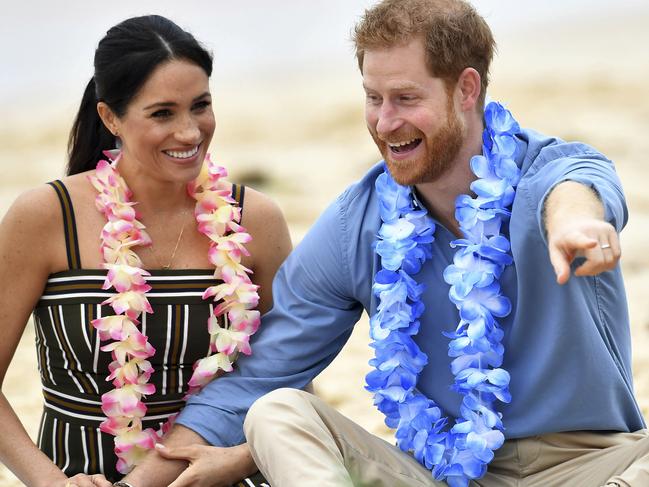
[{"xmin": 362, "ymin": 38, "xmax": 464, "ymax": 186}]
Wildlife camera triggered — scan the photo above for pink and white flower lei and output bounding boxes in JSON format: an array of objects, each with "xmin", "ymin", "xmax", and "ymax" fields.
[{"xmin": 88, "ymin": 152, "xmax": 260, "ymax": 474}]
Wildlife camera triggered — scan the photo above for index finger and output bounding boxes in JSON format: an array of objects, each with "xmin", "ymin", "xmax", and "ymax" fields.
[{"xmin": 548, "ymin": 243, "xmax": 571, "ymax": 285}]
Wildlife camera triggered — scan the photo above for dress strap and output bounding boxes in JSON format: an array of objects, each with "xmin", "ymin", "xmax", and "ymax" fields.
[
  {"xmin": 47, "ymin": 180, "xmax": 81, "ymax": 270},
  {"xmin": 231, "ymin": 183, "xmax": 246, "ymax": 217}
]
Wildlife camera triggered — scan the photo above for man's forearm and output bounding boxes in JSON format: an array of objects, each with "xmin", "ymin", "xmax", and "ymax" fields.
[
  {"xmin": 122, "ymin": 424, "xmax": 207, "ymax": 487},
  {"xmin": 543, "ymin": 181, "xmax": 604, "ymax": 236}
]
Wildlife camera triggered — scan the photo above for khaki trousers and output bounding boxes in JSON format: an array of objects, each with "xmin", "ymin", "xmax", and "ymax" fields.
[{"xmin": 243, "ymin": 389, "xmax": 649, "ymax": 487}]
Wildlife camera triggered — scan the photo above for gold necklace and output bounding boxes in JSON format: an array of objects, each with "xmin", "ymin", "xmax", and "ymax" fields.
[{"xmin": 148, "ymin": 210, "xmax": 190, "ymax": 270}]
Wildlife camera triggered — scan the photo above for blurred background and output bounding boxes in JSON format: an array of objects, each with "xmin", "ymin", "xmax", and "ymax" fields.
[{"xmin": 1, "ymin": 1, "xmax": 648, "ymax": 484}]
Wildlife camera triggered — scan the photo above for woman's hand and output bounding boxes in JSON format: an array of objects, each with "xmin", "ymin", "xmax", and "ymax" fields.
[
  {"xmin": 154, "ymin": 443, "xmax": 257, "ymax": 487},
  {"xmin": 46, "ymin": 474, "xmax": 112, "ymax": 487}
]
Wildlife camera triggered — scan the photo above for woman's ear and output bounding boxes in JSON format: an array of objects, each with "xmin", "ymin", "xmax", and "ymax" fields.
[{"xmin": 97, "ymin": 102, "xmax": 120, "ymax": 137}]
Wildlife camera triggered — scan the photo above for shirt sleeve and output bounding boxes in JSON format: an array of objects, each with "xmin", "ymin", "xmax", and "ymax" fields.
[
  {"xmin": 176, "ymin": 192, "xmax": 364, "ymax": 446},
  {"xmin": 520, "ymin": 142, "xmax": 628, "ymax": 243}
]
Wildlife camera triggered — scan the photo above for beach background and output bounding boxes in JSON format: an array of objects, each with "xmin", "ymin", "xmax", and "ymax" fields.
[{"xmin": 1, "ymin": 1, "xmax": 649, "ymax": 484}]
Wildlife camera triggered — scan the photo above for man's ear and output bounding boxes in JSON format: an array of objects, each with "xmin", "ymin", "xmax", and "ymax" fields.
[
  {"xmin": 456, "ymin": 67, "xmax": 481, "ymax": 112},
  {"xmin": 97, "ymin": 102, "xmax": 120, "ymax": 136}
]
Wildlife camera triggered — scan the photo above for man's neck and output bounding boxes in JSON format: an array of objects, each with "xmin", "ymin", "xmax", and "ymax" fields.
[{"xmin": 414, "ymin": 123, "xmax": 483, "ymax": 237}]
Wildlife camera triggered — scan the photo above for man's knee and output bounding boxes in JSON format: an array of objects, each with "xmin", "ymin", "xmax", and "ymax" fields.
[{"xmin": 244, "ymin": 388, "xmax": 314, "ymax": 437}]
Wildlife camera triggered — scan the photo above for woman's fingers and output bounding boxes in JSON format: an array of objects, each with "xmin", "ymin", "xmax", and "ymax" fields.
[
  {"xmin": 90, "ymin": 474, "xmax": 113, "ymax": 487},
  {"xmin": 65, "ymin": 473, "xmax": 110, "ymax": 487},
  {"xmin": 155, "ymin": 442, "xmax": 200, "ymax": 461}
]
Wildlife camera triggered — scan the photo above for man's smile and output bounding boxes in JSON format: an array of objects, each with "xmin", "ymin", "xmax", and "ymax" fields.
[{"xmin": 387, "ymin": 138, "xmax": 422, "ymax": 154}]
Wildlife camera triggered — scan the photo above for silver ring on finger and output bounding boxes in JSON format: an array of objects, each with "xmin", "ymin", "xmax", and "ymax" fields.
[{"xmin": 600, "ymin": 243, "xmax": 611, "ymax": 249}]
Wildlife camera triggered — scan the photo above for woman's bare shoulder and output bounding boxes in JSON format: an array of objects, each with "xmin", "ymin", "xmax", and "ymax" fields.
[
  {"xmin": 0, "ymin": 183, "xmax": 68, "ymax": 274},
  {"xmin": 239, "ymin": 185, "xmax": 287, "ymax": 231},
  {"xmin": 236, "ymin": 185, "xmax": 292, "ymax": 268},
  {"xmin": 4, "ymin": 183, "xmax": 62, "ymax": 227},
  {"xmin": 6, "ymin": 172, "xmax": 94, "ymax": 224},
  {"xmin": 58, "ymin": 171, "xmax": 97, "ymax": 202}
]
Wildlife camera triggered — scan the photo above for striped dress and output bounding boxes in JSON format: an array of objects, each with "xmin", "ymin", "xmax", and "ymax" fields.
[{"xmin": 34, "ymin": 180, "xmax": 269, "ymax": 486}]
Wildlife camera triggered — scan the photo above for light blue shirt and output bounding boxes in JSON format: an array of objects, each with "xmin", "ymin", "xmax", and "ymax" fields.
[{"xmin": 178, "ymin": 128, "xmax": 645, "ymax": 446}]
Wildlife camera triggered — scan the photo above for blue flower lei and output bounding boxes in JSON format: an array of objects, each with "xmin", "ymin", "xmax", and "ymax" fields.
[{"xmin": 366, "ymin": 101, "xmax": 521, "ymax": 487}]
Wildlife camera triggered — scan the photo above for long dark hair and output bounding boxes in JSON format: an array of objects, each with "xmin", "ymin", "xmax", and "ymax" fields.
[{"xmin": 67, "ymin": 15, "xmax": 213, "ymax": 175}]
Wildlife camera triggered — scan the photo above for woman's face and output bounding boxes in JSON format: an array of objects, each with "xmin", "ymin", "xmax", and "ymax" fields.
[{"xmin": 108, "ymin": 59, "xmax": 215, "ymax": 183}]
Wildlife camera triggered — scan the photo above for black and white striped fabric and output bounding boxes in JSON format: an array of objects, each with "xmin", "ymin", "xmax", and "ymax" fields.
[{"xmin": 33, "ymin": 181, "xmax": 268, "ymax": 485}]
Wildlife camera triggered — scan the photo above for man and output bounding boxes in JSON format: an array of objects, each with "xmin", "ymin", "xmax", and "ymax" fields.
[{"xmin": 122, "ymin": 1, "xmax": 648, "ymax": 486}]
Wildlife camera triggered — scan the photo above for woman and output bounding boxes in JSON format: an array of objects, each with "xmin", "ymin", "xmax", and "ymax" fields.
[{"xmin": 0, "ymin": 15, "xmax": 289, "ymax": 486}]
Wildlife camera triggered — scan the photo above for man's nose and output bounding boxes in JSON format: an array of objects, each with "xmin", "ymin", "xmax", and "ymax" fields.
[{"xmin": 375, "ymin": 103, "xmax": 402, "ymax": 137}]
